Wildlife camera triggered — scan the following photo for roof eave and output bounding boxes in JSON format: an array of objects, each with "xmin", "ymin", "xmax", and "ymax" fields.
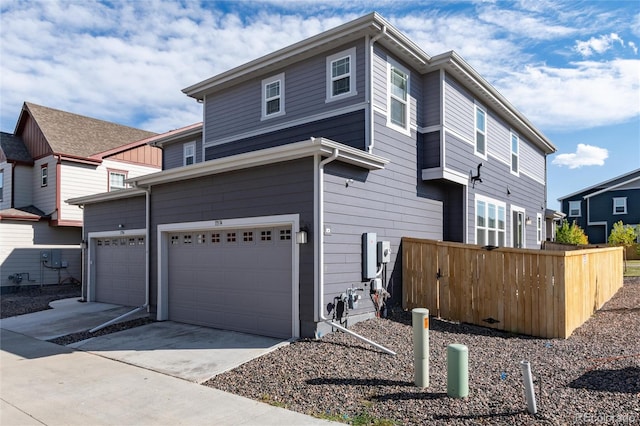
[{"xmin": 66, "ymin": 188, "xmax": 147, "ymax": 206}]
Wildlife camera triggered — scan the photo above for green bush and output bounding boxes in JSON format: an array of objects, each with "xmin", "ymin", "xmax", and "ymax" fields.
[
  {"xmin": 608, "ymin": 220, "xmax": 637, "ymax": 247},
  {"xmin": 555, "ymin": 220, "xmax": 588, "ymax": 245}
]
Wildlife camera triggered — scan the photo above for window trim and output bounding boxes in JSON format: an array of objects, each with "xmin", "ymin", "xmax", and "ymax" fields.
[
  {"xmin": 261, "ymin": 73, "xmax": 285, "ymax": 120},
  {"xmin": 613, "ymin": 197, "xmax": 627, "ymax": 215},
  {"xmin": 568, "ymin": 200, "xmax": 581, "ymax": 217},
  {"xmin": 475, "ymin": 195, "xmax": 506, "ymax": 247},
  {"xmin": 326, "ymin": 47, "xmax": 357, "ymax": 102},
  {"xmin": 108, "ymin": 169, "xmax": 128, "ymax": 191},
  {"xmin": 183, "ymin": 141, "xmax": 196, "ymax": 166},
  {"xmin": 510, "ymin": 131, "xmax": 519, "ymax": 175},
  {"xmin": 386, "ymin": 58, "xmax": 410, "ymax": 134},
  {"xmin": 40, "ymin": 164, "xmax": 48, "ymax": 187},
  {"xmin": 474, "ymin": 104, "xmax": 487, "ymax": 159}
]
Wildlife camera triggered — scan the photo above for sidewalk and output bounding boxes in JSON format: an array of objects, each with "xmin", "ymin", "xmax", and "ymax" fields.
[{"xmin": 1, "ymin": 330, "xmax": 337, "ymax": 425}]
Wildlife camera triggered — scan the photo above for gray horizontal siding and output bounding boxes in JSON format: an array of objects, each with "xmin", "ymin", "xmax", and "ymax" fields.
[
  {"xmin": 163, "ymin": 137, "xmax": 203, "ymax": 170},
  {"xmin": 205, "ymin": 41, "xmax": 366, "ymax": 143},
  {"xmin": 444, "ymin": 73, "xmax": 474, "ymax": 141},
  {"xmin": 424, "ymin": 71, "xmax": 441, "ymax": 128},
  {"xmin": 420, "ymin": 131, "xmax": 441, "ymax": 169},
  {"xmin": 148, "ymin": 158, "xmax": 315, "ymax": 329},
  {"xmin": 372, "ymin": 45, "xmax": 387, "ymax": 111},
  {"xmin": 83, "ymin": 196, "xmax": 147, "ymax": 234},
  {"xmin": 205, "ymin": 110, "xmax": 365, "ymax": 160}
]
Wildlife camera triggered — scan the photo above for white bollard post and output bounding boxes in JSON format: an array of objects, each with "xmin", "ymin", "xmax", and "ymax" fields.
[
  {"xmin": 520, "ymin": 360, "xmax": 537, "ymax": 414},
  {"xmin": 412, "ymin": 308, "xmax": 429, "ymax": 387}
]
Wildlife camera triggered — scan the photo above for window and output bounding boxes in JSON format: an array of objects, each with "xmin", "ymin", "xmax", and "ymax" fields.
[
  {"xmin": 183, "ymin": 142, "xmax": 195, "ymax": 166},
  {"xmin": 511, "ymin": 132, "xmax": 519, "ymax": 175},
  {"xmin": 41, "ymin": 164, "xmax": 48, "ymax": 187},
  {"xmin": 108, "ymin": 171, "xmax": 127, "ymax": 191},
  {"xmin": 475, "ymin": 105, "xmax": 487, "ymax": 157},
  {"xmin": 568, "ymin": 200, "xmax": 581, "ymax": 217},
  {"xmin": 613, "ymin": 197, "xmax": 627, "ymax": 214},
  {"xmin": 536, "ymin": 213, "xmax": 543, "ymax": 245},
  {"xmin": 326, "ymin": 48, "xmax": 356, "ymax": 101},
  {"xmin": 388, "ymin": 60, "xmax": 409, "ymax": 131},
  {"xmin": 476, "ymin": 196, "xmax": 506, "ymax": 246},
  {"xmin": 262, "ymin": 73, "xmax": 285, "ymax": 119},
  {"xmin": 0, "ymin": 169, "xmax": 3, "ymax": 201}
]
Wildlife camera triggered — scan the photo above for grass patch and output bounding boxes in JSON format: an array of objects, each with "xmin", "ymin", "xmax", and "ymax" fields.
[
  {"xmin": 624, "ymin": 260, "xmax": 640, "ymax": 277},
  {"xmin": 259, "ymin": 394, "xmax": 287, "ymax": 409},
  {"xmin": 313, "ymin": 411, "xmax": 399, "ymax": 425}
]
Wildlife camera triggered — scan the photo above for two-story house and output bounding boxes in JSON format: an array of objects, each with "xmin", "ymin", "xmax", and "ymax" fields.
[
  {"xmin": 558, "ymin": 168, "xmax": 640, "ymax": 243},
  {"xmin": 0, "ymin": 102, "xmax": 161, "ymax": 292},
  {"xmin": 69, "ymin": 13, "xmax": 556, "ymax": 340}
]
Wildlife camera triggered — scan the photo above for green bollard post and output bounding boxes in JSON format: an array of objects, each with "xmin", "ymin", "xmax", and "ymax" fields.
[
  {"xmin": 412, "ymin": 308, "xmax": 429, "ymax": 387},
  {"xmin": 447, "ymin": 344, "xmax": 469, "ymax": 398}
]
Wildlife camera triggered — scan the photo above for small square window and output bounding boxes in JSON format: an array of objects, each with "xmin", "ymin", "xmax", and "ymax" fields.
[
  {"xmin": 183, "ymin": 234, "xmax": 192, "ymax": 244},
  {"xmin": 183, "ymin": 142, "xmax": 196, "ymax": 166},
  {"xmin": 279, "ymin": 229, "xmax": 291, "ymax": 241},
  {"xmin": 326, "ymin": 47, "xmax": 356, "ymax": 101},
  {"xmin": 262, "ymin": 73, "xmax": 285, "ymax": 119},
  {"xmin": 243, "ymin": 231, "xmax": 254, "ymax": 242},
  {"xmin": 261, "ymin": 230, "xmax": 272, "ymax": 241},
  {"xmin": 613, "ymin": 197, "xmax": 627, "ymax": 214},
  {"xmin": 171, "ymin": 235, "xmax": 180, "ymax": 245},
  {"xmin": 569, "ymin": 200, "xmax": 581, "ymax": 217},
  {"xmin": 109, "ymin": 171, "xmax": 127, "ymax": 191},
  {"xmin": 211, "ymin": 233, "xmax": 221, "ymax": 243},
  {"xmin": 227, "ymin": 232, "xmax": 236, "ymax": 243}
]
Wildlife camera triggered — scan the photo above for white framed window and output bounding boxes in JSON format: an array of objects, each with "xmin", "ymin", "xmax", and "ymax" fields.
[
  {"xmin": 326, "ymin": 47, "xmax": 356, "ymax": 101},
  {"xmin": 108, "ymin": 170, "xmax": 127, "ymax": 191},
  {"xmin": 183, "ymin": 142, "xmax": 195, "ymax": 166},
  {"xmin": 568, "ymin": 200, "xmax": 581, "ymax": 217},
  {"xmin": 387, "ymin": 59, "xmax": 410, "ymax": 133},
  {"xmin": 261, "ymin": 73, "xmax": 285, "ymax": 119},
  {"xmin": 476, "ymin": 195, "xmax": 506, "ymax": 247},
  {"xmin": 41, "ymin": 164, "xmax": 48, "ymax": 187},
  {"xmin": 536, "ymin": 213, "xmax": 543, "ymax": 245},
  {"xmin": 475, "ymin": 104, "xmax": 487, "ymax": 158},
  {"xmin": 511, "ymin": 132, "xmax": 519, "ymax": 175},
  {"xmin": 613, "ymin": 197, "xmax": 627, "ymax": 214}
]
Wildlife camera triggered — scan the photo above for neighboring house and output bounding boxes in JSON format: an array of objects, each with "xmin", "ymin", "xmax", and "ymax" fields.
[
  {"xmin": 0, "ymin": 102, "xmax": 161, "ymax": 292},
  {"xmin": 69, "ymin": 13, "xmax": 556, "ymax": 340},
  {"xmin": 558, "ymin": 168, "xmax": 640, "ymax": 243}
]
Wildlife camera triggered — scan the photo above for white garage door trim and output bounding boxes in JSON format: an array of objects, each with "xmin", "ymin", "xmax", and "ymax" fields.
[
  {"xmin": 157, "ymin": 214, "xmax": 300, "ymax": 338},
  {"xmin": 87, "ymin": 228, "xmax": 147, "ymax": 303}
]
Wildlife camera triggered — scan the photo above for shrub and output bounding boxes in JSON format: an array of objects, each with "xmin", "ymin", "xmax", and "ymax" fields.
[
  {"xmin": 555, "ymin": 220, "xmax": 588, "ymax": 245},
  {"xmin": 608, "ymin": 220, "xmax": 637, "ymax": 247}
]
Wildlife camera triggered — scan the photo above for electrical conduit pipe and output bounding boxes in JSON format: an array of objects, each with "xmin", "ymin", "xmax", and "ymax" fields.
[{"xmin": 314, "ymin": 142, "xmax": 395, "ymax": 355}]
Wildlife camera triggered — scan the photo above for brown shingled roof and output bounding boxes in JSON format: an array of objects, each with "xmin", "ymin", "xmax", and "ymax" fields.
[{"xmin": 21, "ymin": 102, "xmax": 156, "ymax": 158}]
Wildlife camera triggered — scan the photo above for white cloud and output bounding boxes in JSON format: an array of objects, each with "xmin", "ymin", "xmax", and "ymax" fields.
[
  {"xmin": 629, "ymin": 41, "xmax": 638, "ymax": 55},
  {"xmin": 478, "ymin": 7, "xmax": 575, "ymax": 40},
  {"xmin": 575, "ymin": 33, "xmax": 624, "ymax": 57},
  {"xmin": 552, "ymin": 144, "xmax": 609, "ymax": 169}
]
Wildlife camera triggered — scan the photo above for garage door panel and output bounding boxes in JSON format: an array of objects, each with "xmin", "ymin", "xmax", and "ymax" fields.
[
  {"xmin": 168, "ymin": 226, "xmax": 293, "ymax": 338},
  {"xmin": 95, "ymin": 236, "xmax": 145, "ymax": 307}
]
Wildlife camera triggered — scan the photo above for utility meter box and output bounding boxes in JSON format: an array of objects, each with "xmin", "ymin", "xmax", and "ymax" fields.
[
  {"xmin": 362, "ymin": 232, "xmax": 377, "ymax": 281},
  {"xmin": 377, "ymin": 241, "xmax": 391, "ymax": 264}
]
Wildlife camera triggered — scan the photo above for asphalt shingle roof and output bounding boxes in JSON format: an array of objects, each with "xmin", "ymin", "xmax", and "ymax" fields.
[
  {"xmin": 0, "ymin": 131, "xmax": 33, "ymax": 163},
  {"xmin": 22, "ymin": 102, "xmax": 156, "ymax": 158}
]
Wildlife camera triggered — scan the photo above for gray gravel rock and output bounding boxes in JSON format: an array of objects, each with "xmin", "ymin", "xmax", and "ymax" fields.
[
  {"xmin": 1, "ymin": 284, "xmax": 81, "ymax": 318},
  {"xmin": 205, "ymin": 277, "xmax": 640, "ymax": 425}
]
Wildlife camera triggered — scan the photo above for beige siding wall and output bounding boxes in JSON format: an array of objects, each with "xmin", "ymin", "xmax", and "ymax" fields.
[{"xmin": 0, "ymin": 221, "xmax": 81, "ymax": 287}]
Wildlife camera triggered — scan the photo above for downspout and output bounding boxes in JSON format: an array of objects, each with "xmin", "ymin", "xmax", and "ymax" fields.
[
  {"xmin": 314, "ymin": 141, "xmax": 395, "ymax": 355},
  {"xmin": 367, "ymin": 26, "xmax": 386, "ymax": 154},
  {"xmin": 89, "ymin": 185, "xmax": 150, "ymax": 333}
]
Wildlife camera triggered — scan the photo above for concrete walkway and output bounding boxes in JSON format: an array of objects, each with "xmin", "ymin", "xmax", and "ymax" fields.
[{"xmin": 1, "ymin": 330, "xmax": 337, "ymax": 425}]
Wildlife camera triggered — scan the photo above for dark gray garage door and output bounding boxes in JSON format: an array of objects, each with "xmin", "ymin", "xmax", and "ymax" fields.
[
  {"xmin": 168, "ymin": 226, "xmax": 293, "ymax": 338},
  {"xmin": 95, "ymin": 236, "xmax": 146, "ymax": 306}
]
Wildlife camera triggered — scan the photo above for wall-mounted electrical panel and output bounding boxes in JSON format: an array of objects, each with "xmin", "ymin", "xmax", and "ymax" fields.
[
  {"xmin": 377, "ymin": 241, "xmax": 391, "ymax": 264},
  {"xmin": 40, "ymin": 249, "xmax": 62, "ymax": 268},
  {"xmin": 362, "ymin": 232, "xmax": 377, "ymax": 281}
]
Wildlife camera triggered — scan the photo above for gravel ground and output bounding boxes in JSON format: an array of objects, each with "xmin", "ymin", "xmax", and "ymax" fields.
[
  {"xmin": 205, "ymin": 277, "xmax": 640, "ymax": 425},
  {"xmin": 0, "ymin": 284, "xmax": 81, "ymax": 319}
]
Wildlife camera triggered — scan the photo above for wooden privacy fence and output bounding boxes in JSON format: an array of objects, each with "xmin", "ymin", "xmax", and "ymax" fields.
[{"xmin": 402, "ymin": 238, "xmax": 623, "ymax": 339}]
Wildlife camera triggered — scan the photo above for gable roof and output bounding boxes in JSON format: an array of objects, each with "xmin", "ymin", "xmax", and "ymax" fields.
[
  {"xmin": 0, "ymin": 131, "xmax": 33, "ymax": 164},
  {"xmin": 15, "ymin": 102, "xmax": 156, "ymax": 159},
  {"xmin": 182, "ymin": 12, "xmax": 555, "ymax": 155},
  {"xmin": 558, "ymin": 168, "xmax": 640, "ymax": 201}
]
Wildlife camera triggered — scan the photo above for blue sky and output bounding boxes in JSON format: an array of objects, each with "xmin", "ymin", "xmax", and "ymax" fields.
[{"xmin": 1, "ymin": 0, "xmax": 638, "ymax": 209}]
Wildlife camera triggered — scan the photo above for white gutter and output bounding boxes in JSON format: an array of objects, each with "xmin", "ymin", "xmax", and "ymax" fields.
[
  {"xmin": 367, "ymin": 26, "xmax": 386, "ymax": 154},
  {"xmin": 314, "ymin": 143, "xmax": 395, "ymax": 355}
]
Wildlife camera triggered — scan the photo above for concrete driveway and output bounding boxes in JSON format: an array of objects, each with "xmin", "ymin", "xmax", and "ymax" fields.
[{"xmin": 0, "ymin": 298, "xmax": 288, "ymax": 383}]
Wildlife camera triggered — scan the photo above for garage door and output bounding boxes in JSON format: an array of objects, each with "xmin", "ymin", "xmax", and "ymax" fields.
[
  {"xmin": 168, "ymin": 226, "xmax": 293, "ymax": 338},
  {"xmin": 94, "ymin": 236, "xmax": 146, "ymax": 306}
]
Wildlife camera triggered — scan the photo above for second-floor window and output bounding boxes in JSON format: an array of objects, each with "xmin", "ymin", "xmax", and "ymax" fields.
[
  {"xmin": 569, "ymin": 200, "xmax": 581, "ymax": 217},
  {"xmin": 41, "ymin": 164, "xmax": 48, "ymax": 187},
  {"xmin": 262, "ymin": 73, "xmax": 285, "ymax": 119},
  {"xmin": 475, "ymin": 105, "xmax": 487, "ymax": 157},
  {"xmin": 326, "ymin": 47, "xmax": 356, "ymax": 101},
  {"xmin": 511, "ymin": 132, "xmax": 519, "ymax": 175},
  {"xmin": 183, "ymin": 142, "xmax": 195, "ymax": 166},
  {"xmin": 613, "ymin": 197, "xmax": 627, "ymax": 214},
  {"xmin": 388, "ymin": 60, "xmax": 409, "ymax": 132},
  {"xmin": 109, "ymin": 171, "xmax": 127, "ymax": 191}
]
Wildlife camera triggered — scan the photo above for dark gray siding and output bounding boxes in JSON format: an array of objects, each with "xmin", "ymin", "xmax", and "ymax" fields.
[
  {"xmin": 163, "ymin": 136, "xmax": 203, "ymax": 170},
  {"xmin": 83, "ymin": 196, "xmax": 146, "ymax": 234},
  {"xmin": 148, "ymin": 159, "xmax": 315, "ymax": 333},
  {"xmin": 424, "ymin": 71, "xmax": 441, "ymax": 128},
  {"xmin": 204, "ymin": 41, "xmax": 366, "ymax": 143},
  {"xmin": 205, "ymin": 111, "xmax": 365, "ymax": 160},
  {"xmin": 420, "ymin": 131, "xmax": 441, "ymax": 169},
  {"xmin": 586, "ymin": 188, "xmax": 640, "ymax": 243}
]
